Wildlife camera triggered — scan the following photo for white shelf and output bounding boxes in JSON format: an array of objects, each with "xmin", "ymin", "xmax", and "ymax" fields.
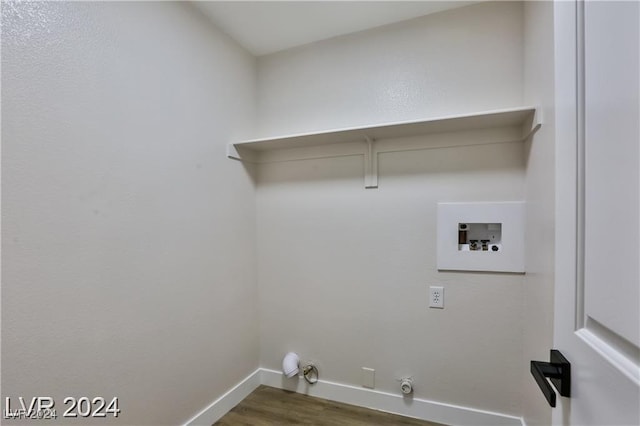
[{"xmin": 228, "ymin": 106, "xmax": 541, "ymax": 188}]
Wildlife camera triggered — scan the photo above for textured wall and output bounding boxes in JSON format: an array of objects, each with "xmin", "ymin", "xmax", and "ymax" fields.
[
  {"xmin": 257, "ymin": 1, "xmax": 524, "ymax": 137},
  {"xmin": 1, "ymin": 2, "xmax": 258, "ymax": 424},
  {"xmin": 255, "ymin": 2, "xmax": 527, "ymax": 416}
]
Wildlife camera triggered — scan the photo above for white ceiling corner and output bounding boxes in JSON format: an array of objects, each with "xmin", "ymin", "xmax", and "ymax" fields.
[{"xmin": 192, "ymin": 1, "xmax": 479, "ymax": 56}]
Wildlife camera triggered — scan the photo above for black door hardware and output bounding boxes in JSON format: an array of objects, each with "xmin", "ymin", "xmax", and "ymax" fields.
[{"xmin": 530, "ymin": 349, "xmax": 571, "ymax": 407}]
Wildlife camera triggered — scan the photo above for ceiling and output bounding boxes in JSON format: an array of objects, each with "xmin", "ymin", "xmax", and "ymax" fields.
[{"xmin": 192, "ymin": 1, "xmax": 477, "ymax": 56}]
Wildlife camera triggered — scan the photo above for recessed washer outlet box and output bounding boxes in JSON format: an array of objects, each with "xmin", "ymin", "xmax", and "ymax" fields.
[{"xmin": 437, "ymin": 202, "xmax": 525, "ymax": 273}]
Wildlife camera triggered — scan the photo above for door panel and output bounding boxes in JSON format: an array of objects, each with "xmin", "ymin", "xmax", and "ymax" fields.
[
  {"xmin": 583, "ymin": 0, "xmax": 639, "ymax": 348},
  {"xmin": 553, "ymin": 1, "xmax": 640, "ymax": 425}
]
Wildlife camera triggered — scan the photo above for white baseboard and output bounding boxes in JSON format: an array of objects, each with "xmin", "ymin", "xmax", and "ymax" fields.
[
  {"xmin": 185, "ymin": 367, "xmax": 524, "ymax": 426},
  {"xmin": 260, "ymin": 368, "xmax": 524, "ymax": 426},
  {"xmin": 183, "ymin": 368, "xmax": 261, "ymax": 426}
]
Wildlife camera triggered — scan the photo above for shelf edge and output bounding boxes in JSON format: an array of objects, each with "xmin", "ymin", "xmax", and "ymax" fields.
[{"xmin": 233, "ymin": 106, "xmax": 538, "ymax": 149}]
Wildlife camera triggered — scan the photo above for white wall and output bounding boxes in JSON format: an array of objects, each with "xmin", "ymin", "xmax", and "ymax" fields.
[
  {"xmin": 1, "ymin": 2, "xmax": 258, "ymax": 424},
  {"xmin": 255, "ymin": 2, "xmax": 527, "ymax": 416},
  {"xmin": 257, "ymin": 2, "xmax": 524, "ymax": 137},
  {"xmin": 522, "ymin": 2, "xmax": 555, "ymax": 424},
  {"xmin": 2, "ymin": 1, "xmax": 558, "ymax": 422}
]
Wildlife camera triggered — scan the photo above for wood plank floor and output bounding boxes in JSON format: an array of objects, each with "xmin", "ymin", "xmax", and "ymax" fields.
[{"xmin": 214, "ymin": 385, "xmax": 446, "ymax": 426}]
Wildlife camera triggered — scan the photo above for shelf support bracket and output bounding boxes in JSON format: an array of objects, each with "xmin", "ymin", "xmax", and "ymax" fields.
[
  {"xmin": 522, "ymin": 107, "xmax": 543, "ymax": 142},
  {"xmin": 227, "ymin": 143, "xmax": 259, "ymax": 163},
  {"xmin": 364, "ymin": 136, "xmax": 378, "ymax": 189}
]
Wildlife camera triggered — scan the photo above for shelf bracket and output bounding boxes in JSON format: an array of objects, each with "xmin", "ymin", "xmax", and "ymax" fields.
[
  {"xmin": 522, "ymin": 107, "xmax": 543, "ymax": 141},
  {"xmin": 227, "ymin": 143, "xmax": 259, "ymax": 163},
  {"xmin": 364, "ymin": 136, "xmax": 378, "ymax": 189}
]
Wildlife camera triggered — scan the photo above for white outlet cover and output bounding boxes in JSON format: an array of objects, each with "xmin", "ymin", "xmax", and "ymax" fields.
[
  {"xmin": 361, "ymin": 367, "xmax": 375, "ymax": 389},
  {"xmin": 429, "ymin": 286, "xmax": 444, "ymax": 308},
  {"xmin": 437, "ymin": 202, "xmax": 525, "ymax": 273}
]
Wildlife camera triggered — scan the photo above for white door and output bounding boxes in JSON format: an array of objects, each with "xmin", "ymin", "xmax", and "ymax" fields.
[{"xmin": 553, "ymin": 1, "xmax": 640, "ymax": 425}]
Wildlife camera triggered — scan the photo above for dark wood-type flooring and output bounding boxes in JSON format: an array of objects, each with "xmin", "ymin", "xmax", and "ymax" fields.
[{"xmin": 214, "ymin": 385, "xmax": 446, "ymax": 426}]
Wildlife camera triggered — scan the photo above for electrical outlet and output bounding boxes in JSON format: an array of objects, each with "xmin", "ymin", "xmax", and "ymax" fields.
[{"xmin": 429, "ymin": 286, "xmax": 444, "ymax": 308}]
